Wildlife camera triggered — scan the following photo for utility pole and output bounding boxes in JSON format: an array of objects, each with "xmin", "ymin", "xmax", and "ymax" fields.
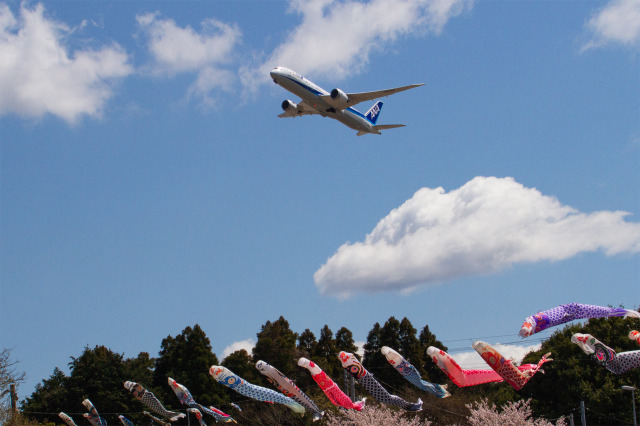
[
  {"xmin": 350, "ymin": 374, "xmax": 355, "ymax": 402},
  {"xmin": 569, "ymin": 413, "xmax": 574, "ymax": 426},
  {"xmin": 580, "ymin": 400, "xmax": 586, "ymax": 426},
  {"xmin": 10, "ymin": 384, "xmax": 17, "ymax": 418},
  {"xmin": 622, "ymin": 385, "xmax": 637, "ymax": 426}
]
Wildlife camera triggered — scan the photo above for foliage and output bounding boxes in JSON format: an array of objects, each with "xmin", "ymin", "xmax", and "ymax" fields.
[
  {"xmin": 466, "ymin": 398, "xmax": 566, "ymax": 426},
  {"xmin": 152, "ymin": 324, "xmax": 225, "ymax": 409},
  {"xmin": 252, "ymin": 316, "xmax": 299, "ymax": 378},
  {"xmin": 298, "ymin": 329, "xmax": 317, "ymax": 357},
  {"xmin": 335, "ymin": 327, "xmax": 359, "ymax": 354},
  {"xmin": 22, "ymin": 345, "xmax": 147, "ymax": 425},
  {"xmin": 419, "ymin": 324, "xmax": 450, "ymax": 383}
]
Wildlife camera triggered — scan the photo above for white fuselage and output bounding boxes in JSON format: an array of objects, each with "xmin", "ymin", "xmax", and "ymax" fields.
[{"xmin": 270, "ymin": 67, "xmax": 376, "ymax": 134}]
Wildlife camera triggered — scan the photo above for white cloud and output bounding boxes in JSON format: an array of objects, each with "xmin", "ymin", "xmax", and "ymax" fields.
[
  {"xmin": 220, "ymin": 338, "xmax": 256, "ymax": 360},
  {"xmin": 314, "ymin": 176, "xmax": 640, "ymax": 298},
  {"xmin": 136, "ymin": 12, "xmax": 241, "ymax": 102},
  {"xmin": 0, "ymin": 3, "xmax": 132, "ymax": 123},
  {"xmin": 241, "ymin": 0, "xmax": 472, "ymax": 92},
  {"xmin": 451, "ymin": 342, "xmax": 542, "ymax": 370},
  {"xmin": 583, "ymin": 0, "xmax": 640, "ymax": 50}
]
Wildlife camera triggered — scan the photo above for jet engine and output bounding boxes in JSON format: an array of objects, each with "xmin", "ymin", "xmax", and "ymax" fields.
[
  {"xmin": 281, "ymin": 99, "xmax": 298, "ymax": 112},
  {"xmin": 330, "ymin": 88, "xmax": 349, "ymax": 106}
]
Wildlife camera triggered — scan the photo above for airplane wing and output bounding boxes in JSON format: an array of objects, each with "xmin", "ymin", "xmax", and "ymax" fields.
[
  {"xmin": 278, "ymin": 100, "xmax": 324, "ymax": 118},
  {"xmin": 319, "ymin": 83, "xmax": 424, "ymax": 110}
]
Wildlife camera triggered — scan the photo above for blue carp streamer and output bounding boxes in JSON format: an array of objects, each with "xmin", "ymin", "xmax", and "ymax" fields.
[
  {"xmin": 381, "ymin": 346, "xmax": 449, "ymax": 398},
  {"xmin": 339, "ymin": 351, "xmax": 423, "ymax": 411},
  {"xmin": 124, "ymin": 381, "xmax": 185, "ymax": 422},
  {"xmin": 210, "ymin": 365, "xmax": 305, "ymax": 415},
  {"xmin": 572, "ymin": 333, "xmax": 640, "ymax": 374},
  {"xmin": 168, "ymin": 377, "xmax": 236, "ymax": 423}
]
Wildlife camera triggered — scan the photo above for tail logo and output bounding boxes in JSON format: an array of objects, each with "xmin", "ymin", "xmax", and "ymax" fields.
[{"xmin": 366, "ymin": 101, "xmax": 383, "ymax": 124}]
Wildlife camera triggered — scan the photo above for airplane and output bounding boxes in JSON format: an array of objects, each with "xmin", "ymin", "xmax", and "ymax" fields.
[{"xmin": 270, "ymin": 66, "xmax": 424, "ymax": 136}]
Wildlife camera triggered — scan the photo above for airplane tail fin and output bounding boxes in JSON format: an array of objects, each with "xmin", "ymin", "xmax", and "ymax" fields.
[{"xmin": 365, "ymin": 101, "xmax": 383, "ymax": 125}]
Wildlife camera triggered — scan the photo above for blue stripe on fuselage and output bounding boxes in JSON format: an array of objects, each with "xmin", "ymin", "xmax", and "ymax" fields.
[{"xmin": 281, "ymin": 74, "xmax": 369, "ymax": 125}]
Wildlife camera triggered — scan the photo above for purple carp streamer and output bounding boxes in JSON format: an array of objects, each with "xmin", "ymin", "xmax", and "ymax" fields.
[
  {"xmin": 58, "ymin": 412, "xmax": 78, "ymax": 426},
  {"xmin": 255, "ymin": 360, "xmax": 323, "ymax": 421},
  {"xmin": 124, "ymin": 381, "xmax": 185, "ymax": 422},
  {"xmin": 210, "ymin": 365, "xmax": 305, "ymax": 415},
  {"xmin": 117, "ymin": 415, "xmax": 133, "ymax": 426},
  {"xmin": 298, "ymin": 357, "xmax": 366, "ymax": 411},
  {"xmin": 82, "ymin": 399, "xmax": 107, "ymax": 426},
  {"xmin": 230, "ymin": 403, "xmax": 242, "ymax": 411},
  {"xmin": 520, "ymin": 303, "xmax": 640, "ymax": 337},
  {"xmin": 143, "ymin": 411, "xmax": 170, "ymax": 426},
  {"xmin": 168, "ymin": 377, "xmax": 236, "ymax": 423},
  {"xmin": 572, "ymin": 333, "xmax": 640, "ymax": 374},
  {"xmin": 472, "ymin": 341, "xmax": 551, "ymax": 390},
  {"xmin": 381, "ymin": 346, "xmax": 449, "ymax": 398},
  {"xmin": 339, "ymin": 351, "xmax": 423, "ymax": 411}
]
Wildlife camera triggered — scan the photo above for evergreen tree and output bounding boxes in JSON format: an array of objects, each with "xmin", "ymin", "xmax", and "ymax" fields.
[
  {"xmin": 297, "ymin": 329, "xmax": 317, "ymax": 357},
  {"xmin": 419, "ymin": 324, "xmax": 449, "ymax": 383},
  {"xmin": 21, "ymin": 368, "xmax": 68, "ymax": 423},
  {"xmin": 152, "ymin": 324, "xmax": 225, "ymax": 410},
  {"xmin": 252, "ymin": 316, "xmax": 298, "ymax": 378},
  {"xmin": 335, "ymin": 327, "xmax": 358, "ymax": 354},
  {"xmin": 363, "ymin": 317, "xmax": 407, "ymax": 389},
  {"xmin": 398, "ymin": 318, "xmax": 425, "ymax": 376},
  {"xmin": 363, "ymin": 322, "xmax": 383, "ymax": 371},
  {"xmin": 314, "ymin": 325, "xmax": 340, "ymax": 377},
  {"xmin": 22, "ymin": 346, "xmax": 142, "ymax": 425}
]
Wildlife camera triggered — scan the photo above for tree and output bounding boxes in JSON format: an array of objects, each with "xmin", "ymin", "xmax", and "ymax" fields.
[
  {"xmin": 363, "ymin": 317, "xmax": 407, "ymax": 389},
  {"xmin": 22, "ymin": 345, "xmax": 144, "ymax": 425},
  {"xmin": 152, "ymin": 324, "xmax": 226, "ymax": 410},
  {"xmin": 1, "ymin": 348, "xmax": 24, "ymax": 424},
  {"xmin": 314, "ymin": 325, "xmax": 341, "ymax": 377},
  {"xmin": 252, "ymin": 317, "xmax": 299, "ymax": 378},
  {"xmin": 419, "ymin": 324, "xmax": 449, "ymax": 383},
  {"xmin": 297, "ymin": 329, "xmax": 317, "ymax": 357},
  {"xmin": 335, "ymin": 327, "xmax": 358, "ymax": 354},
  {"xmin": 398, "ymin": 318, "xmax": 425, "ymax": 377}
]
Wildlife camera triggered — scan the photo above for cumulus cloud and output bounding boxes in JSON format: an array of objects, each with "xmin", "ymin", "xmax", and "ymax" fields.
[
  {"xmin": 314, "ymin": 176, "xmax": 640, "ymax": 298},
  {"xmin": 220, "ymin": 338, "xmax": 255, "ymax": 360},
  {"xmin": 241, "ymin": 0, "xmax": 472, "ymax": 92},
  {"xmin": 583, "ymin": 0, "xmax": 640, "ymax": 50},
  {"xmin": 451, "ymin": 342, "xmax": 542, "ymax": 370},
  {"xmin": 137, "ymin": 12, "xmax": 241, "ymax": 103},
  {"xmin": 0, "ymin": 3, "xmax": 132, "ymax": 123}
]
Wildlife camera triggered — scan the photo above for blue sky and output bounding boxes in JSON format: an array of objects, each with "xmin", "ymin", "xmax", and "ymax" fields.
[{"xmin": 1, "ymin": 0, "xmax": 639, "ymax": 402}]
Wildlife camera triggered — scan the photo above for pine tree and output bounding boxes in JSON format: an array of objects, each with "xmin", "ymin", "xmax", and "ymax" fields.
[{"xmin": 152, "ymin": 324, "xmax": 225, "ymax": 409}]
